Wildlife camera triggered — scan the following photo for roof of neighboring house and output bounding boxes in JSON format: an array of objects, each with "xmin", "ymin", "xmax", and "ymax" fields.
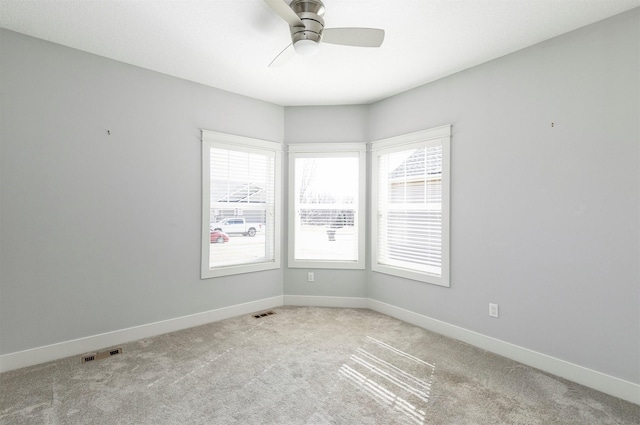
[
  {"xmin": 210, "ymin": 180, "xmax": 266, "ymax": 204},
  {"xmin": 389, "ymin": 146, "xmax": 442, "ymax": 180}
]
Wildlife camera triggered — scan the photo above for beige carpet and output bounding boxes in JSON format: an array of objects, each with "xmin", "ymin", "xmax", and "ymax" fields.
[{"xmin": 1, "ymin": 306, "xmax": 638, "ymax": 424}]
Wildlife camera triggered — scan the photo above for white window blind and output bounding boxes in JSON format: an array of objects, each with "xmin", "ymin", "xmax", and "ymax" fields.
[
  {"xmin": 371, "ymin": 126, "xmax": 450, "ymax": 286},
  {"xmin": 201, "ymin": 131, "xmax": 281, "ymax": 278},
  {"xmin": 288, "ymin": 144, "xmax": 365, "ymax": 269}
]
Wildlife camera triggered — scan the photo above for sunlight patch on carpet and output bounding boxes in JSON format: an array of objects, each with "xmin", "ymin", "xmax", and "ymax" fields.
[{"xmin": 339, "ymin": 336, "xmax": 435, "ymax": 425}]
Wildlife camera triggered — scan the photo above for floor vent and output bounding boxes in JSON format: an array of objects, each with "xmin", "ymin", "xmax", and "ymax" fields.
[
  {"xmin": 253, "ymin": 311, "xmax": 276, "ymax": 319},
  {"xmin": 82, "ymin": 348, "xmax": 122, "ymax": 364}
]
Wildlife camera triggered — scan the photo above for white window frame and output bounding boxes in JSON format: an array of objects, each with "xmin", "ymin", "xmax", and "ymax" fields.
[
  {"xmin": 370, "ymin": 125, "xmax": 451, "ymax": 287},
  {"xmin": 288, "ymin": 143, "xmax": 366, "ymax": 269},
  {"xmin": 201, "ymin": 130, "xmax": 282, "ymax": 279}
]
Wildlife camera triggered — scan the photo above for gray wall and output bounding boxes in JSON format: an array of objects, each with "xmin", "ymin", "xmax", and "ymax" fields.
[
  {"xmin": 0, "ymin": 30, "xmax": 284, "ymax": 354},
  {"xmin": 1, "ymin": 7, "xmax": 638, "ymax": 387},
  {"xmin": 368, "ymin": 9, "xmax": 639, "ymax": 384}
]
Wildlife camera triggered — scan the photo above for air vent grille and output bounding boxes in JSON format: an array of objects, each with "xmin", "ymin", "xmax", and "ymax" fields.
[
  {"xmin": 82, "ymin": 348, "xmax": 122, "ymax": 363},
  {"xmin": 253, "ymin": 311, "xmax": 276, "ymax": 319}
]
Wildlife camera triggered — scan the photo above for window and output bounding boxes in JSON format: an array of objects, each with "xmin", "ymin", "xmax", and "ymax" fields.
[
  {"xmin": 288, "ymin": 143, "xmax": 365, "ymax": 269},
  {"xmin": 201, "ymin": 130, "xmax": 281, "ymax": 278},
  {"xmin": 371, "ymin": 125, "xmax": 450, "ymax": 286}
]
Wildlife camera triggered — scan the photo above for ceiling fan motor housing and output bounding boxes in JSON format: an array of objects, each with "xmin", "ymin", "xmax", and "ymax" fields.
[
  {"xmin": 289, "ymin": 0, "xmax": 325, "ymax": 46},
  {"xmin": 264, "ymin": 0, "xmax": 384, "ymax": 65}
]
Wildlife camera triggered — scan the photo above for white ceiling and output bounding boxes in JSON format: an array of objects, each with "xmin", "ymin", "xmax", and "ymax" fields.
[{"xmin": 1, "ymin": 0, "xmax": 638, "ymax": 106}]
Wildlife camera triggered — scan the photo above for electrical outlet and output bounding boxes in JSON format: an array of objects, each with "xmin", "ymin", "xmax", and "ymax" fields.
[
  {"xmin": 489, "ymin": 303, "xmax": 499, "ymax": 318},
  {"xmin": 307, "ymin": 272, "xmax": 314, "ymax": 282}
]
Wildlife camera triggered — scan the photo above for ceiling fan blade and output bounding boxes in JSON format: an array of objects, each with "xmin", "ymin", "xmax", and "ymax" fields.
[
  {"xmin": 269, "ymin": 43, "xmax": 295, "ymax": 67},
  {"xmin": 263, "ymin": 0, "xmax": 304, "ymax": 27},
  {"xmin": 322, "ymin": 28, "xmax": 385, "ymax": 47}
]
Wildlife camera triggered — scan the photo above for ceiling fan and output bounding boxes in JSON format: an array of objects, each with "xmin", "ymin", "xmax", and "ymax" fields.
[{"xmin": 264, "ymin": 0, "xmax": 385, "ymax": 67}]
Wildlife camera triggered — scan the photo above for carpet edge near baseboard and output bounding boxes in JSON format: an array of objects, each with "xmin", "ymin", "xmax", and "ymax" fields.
[
  {"xmin": 1, "ymin": 294, "xmax": 637, "ymax": 405},
  {"xmin": 0, "ymin": 295, "xmax": 284, "ymax": 374},
  {"xmin": 366, "ymin": 298, "xmax": 640, "ymax": 406}
]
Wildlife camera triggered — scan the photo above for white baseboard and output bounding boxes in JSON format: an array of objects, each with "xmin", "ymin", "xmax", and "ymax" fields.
[
  {"xmin": 367, "ymin": 299, "xmax": 640, "ymax": 405},
  {"xmin": 0, "ymin": 296, "xmax": 284, "ymax": 373},
  {"xmin": 283, "ymin": 295, "xmax": 369, "ymax": 308},
  {"xmin": 2, "ymin": 295, "xmax": 637, "ymax": 405}
]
